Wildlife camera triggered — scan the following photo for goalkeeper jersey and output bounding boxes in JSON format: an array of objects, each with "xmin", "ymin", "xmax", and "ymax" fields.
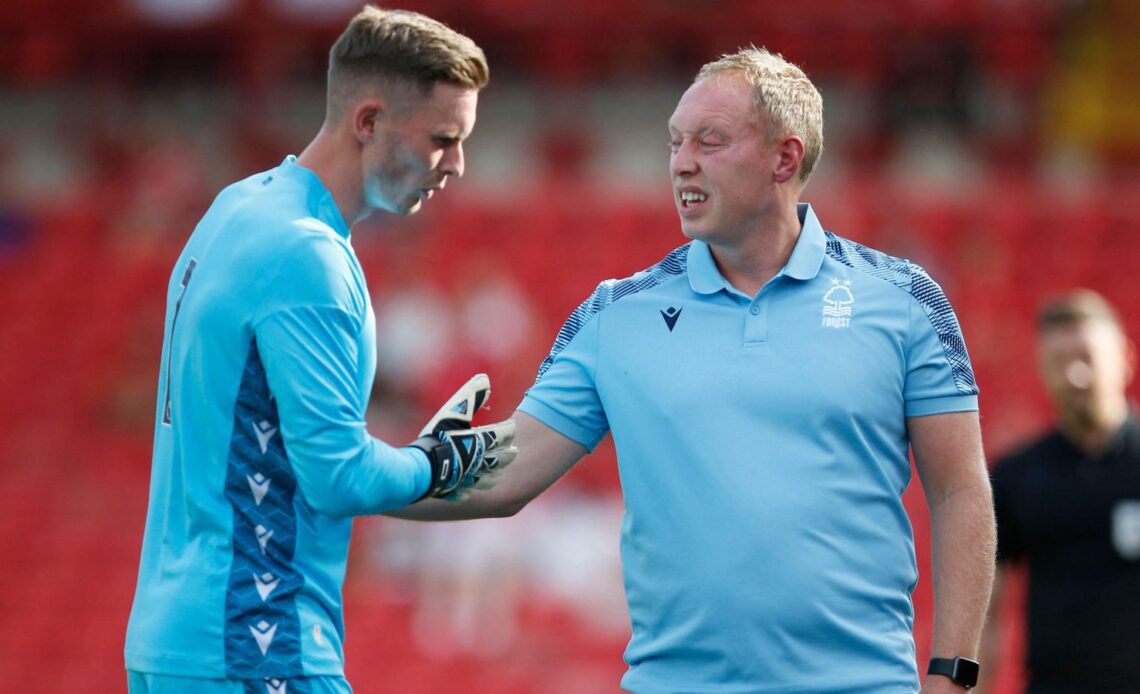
[
  {"xmin": 521, "ymin": 203, "xmax": 979, "ymax": 693},
  {"xmin": 126, "ymin": 156, "xmax": 429, "ymax": 679}
]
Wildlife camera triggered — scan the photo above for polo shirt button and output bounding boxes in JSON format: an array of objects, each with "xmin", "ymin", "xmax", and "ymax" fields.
[{"xmin": 749, "ymin": 305, "xmax": 760, "ymax": 315}]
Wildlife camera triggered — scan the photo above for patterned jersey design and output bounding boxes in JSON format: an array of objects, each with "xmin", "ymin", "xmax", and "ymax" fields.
[
  {"xmin": 224, "ymin": 339, "xmax": 304, "ymax": 678},
  {"xmin": 535, "ymin": 244, "xmax": 691, "ymax": 382},
  {"xmin": 823, "ymin": 231, "xmax": 978, "ymax": 395},
  {"xmin": 242, "ymin": 676, "xmax": 314, "ymax": 694}
]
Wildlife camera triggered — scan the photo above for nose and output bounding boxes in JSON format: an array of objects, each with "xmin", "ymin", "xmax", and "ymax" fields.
[
  {"xmin": 1063, "ymin": 361, "xmax": 1093, "ymax": 390},
  {"xmin": 440, "ymin": 142, "xmax": 465, "ymax": 179},
  {"xmin": 670, "ymin": 140, "xmax": 697, "ymax": 178}
]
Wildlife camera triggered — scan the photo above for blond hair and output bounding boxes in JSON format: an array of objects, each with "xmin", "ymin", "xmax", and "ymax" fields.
[
  {"xmin": 327, "ymin": 6, "xmax": 488, "ymax": 114},
  {"xmin": 696, "ymin": 47, "xmax": 824, "ymax": 185}
]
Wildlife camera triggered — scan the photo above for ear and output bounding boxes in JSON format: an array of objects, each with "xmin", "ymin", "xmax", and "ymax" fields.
[
  {"xmin": 772, "ymin": 135, "xmax": 806, "ymax": 185},
  {"xmin": 351, "ymin": 99, "xmax": 384, "ymax": 144}
]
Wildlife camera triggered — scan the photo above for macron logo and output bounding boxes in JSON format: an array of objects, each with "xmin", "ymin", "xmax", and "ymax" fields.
[
  {"xmin": 250, "ymin": 620, "xmax": 278, "ymax": 656},
  {"xmin": 255, "ymin": 524, "xmax": 274, "ymax": 555},
  {"xmin": 660, "ymin": 306, "xmax": 683, "ymax": 332},
  {"xmin": 254, "ymin": 571, "xmax": 281, "ymax": 601},
  {"xmin": 265, "ymin": 679, "xmax": 287, "ymax": 694},
  {"xmin": 247, "ymin": 472, "xmax": 270, "ymax": 505},
  {"xmin": 253, "ymin": 420, "xmax": 278, "ymax": 455}
]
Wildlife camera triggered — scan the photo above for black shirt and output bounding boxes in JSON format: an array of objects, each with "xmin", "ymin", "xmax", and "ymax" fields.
[{"xmin": 992, "ymin": 416, "xmax": 1140, "ymax": 693}]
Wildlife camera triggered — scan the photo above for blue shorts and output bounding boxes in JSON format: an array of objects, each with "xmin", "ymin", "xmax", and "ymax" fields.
[{"xmin": 126, "ymin": 671, "xmax": 352, "ymax": 694}]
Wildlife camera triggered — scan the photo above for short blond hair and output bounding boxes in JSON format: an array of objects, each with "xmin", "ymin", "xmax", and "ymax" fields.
[
  {"xmin": 696, "ymin": 47, "xmax": 824, "ymax": 185},
  {"xmin": 327, "ymin": 6, "xmax": 488, "ymax": 114}
]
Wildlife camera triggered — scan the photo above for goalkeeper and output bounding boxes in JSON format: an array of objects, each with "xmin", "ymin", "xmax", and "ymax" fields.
[{"xmin": 124, "ymin": 7, "xmax": 515, "ymax": 694}]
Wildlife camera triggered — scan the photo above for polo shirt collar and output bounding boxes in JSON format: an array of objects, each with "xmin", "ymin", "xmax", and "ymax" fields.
[
  {"xmin": 687, "ymin": 239, "xmax": 729, "ymax": 294},
  {"xmin": 687, "ymin": 202, "xmax": 827, "ymax": 295},
  {"xmin": 786, "ymin": 202, "xmax": 827, "ymax": 280}
]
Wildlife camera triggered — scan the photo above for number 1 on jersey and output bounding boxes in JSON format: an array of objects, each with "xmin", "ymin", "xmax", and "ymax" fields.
[{"xmin": 162, "ymin": 258, "xmax": 198, "ymax": 426}]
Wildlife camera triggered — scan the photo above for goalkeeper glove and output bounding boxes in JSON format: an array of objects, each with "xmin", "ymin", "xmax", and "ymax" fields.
[{"xmin": 408, "ymin": 374, "xmax": 517, "ymax": 501}]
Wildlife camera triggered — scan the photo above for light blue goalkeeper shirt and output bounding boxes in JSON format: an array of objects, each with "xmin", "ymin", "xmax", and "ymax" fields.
[{"xmin": 125, "ymin": 156, "xmax": 429, "ymax": 679}]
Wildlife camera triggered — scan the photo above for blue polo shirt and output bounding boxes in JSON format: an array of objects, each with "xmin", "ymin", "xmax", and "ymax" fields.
[
  {"xmin": 520, "ymin": 203, "xmax": 978, "ymax": 693},
  {"xmin": 126, "ymin": 156, "xmax": 430, "ymax": 680}
]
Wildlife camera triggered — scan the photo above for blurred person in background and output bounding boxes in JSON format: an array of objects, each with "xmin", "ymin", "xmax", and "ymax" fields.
[
  {"xmin": 981, "ymin": 290, "xmax": 1139, "ymax": 693},
  {"xmin": 396, "ymin": 46, "xmax": 995, "ymax": 693},
  {"xmin": 124, "ymin": 7, "xmax": 516, "ymax": 694}
]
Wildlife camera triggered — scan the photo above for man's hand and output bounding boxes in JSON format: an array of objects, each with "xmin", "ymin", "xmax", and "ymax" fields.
[{"xmin": 407, "ymin": 374, "xmax": 517, "ymax": 502}]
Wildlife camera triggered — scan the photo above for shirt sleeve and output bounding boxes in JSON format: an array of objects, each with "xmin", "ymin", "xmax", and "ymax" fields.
[
  {"xmin": 250, "ymin": 222, "xmax": 431, "ymax": 518},
  {"xmin": 255, "ymin": 305, "xmax": 429, "ymax": 517},
  {"xmin": 903, "ymin": 266, "xmax": 979, "ymax": 416},
  {"xmin": 519, "ymin": 287, "xmax": 610, "ymax": 451}
]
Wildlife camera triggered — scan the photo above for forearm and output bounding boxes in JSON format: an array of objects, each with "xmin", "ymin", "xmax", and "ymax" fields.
[
  {"xmin": 387, "ymin": 410, "xmax": 588, "ymax": 522},
  {"xmin": 294, "ymin": 437, "xmax": 430, "ymax": 518},
  {"xmin": 973, "ymin": 567, "xmax": 1009, "ymax": 693},
  {"xmin": 388, "ymin": 483, "xmax": 524, "ymax": 521},
  {"xmin": 928, "ymin": 479, "xmax": 997, "ymax": 660}
]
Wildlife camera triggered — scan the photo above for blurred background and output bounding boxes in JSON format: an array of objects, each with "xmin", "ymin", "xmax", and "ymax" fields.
[{"xmin": 1, "ymin": 0, "xmax": 1138, "ymax": 691}]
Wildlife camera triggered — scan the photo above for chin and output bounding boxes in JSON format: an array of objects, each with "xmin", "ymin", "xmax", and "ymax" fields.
[{"xmin": 678, "ymin": 219, "xmax": 709, "ymax": 242}]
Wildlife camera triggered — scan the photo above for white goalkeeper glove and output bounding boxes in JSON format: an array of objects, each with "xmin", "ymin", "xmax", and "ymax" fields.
[{"xmin": 407, "ymin": 373, "xmax": 517, "ymax": 502}]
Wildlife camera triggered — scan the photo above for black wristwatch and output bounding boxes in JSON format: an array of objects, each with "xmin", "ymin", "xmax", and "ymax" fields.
[{"xmin": 927, "ymin": 657, "xmax": 979, "ymax": 689}]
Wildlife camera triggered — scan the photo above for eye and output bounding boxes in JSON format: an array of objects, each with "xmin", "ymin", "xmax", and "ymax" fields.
[{"xmin": 668, "ymin": 139, "xmax": 680, "ymax": 153}]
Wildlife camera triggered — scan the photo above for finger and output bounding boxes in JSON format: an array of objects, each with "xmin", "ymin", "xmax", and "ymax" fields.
[
  {"xmin": 420, "ymin": 373, "xmax": 492, "ymax": 436},
  {"xmin": 482, "ymin": 445, "xmax": 517, "ymax": 472},
  {"xmin": 475, "ymin": 419, "xmax": 516, "ymax": 450},
  {"xmin": 472, "ymin": 470, "xmax": 503, "ymax": 490}
]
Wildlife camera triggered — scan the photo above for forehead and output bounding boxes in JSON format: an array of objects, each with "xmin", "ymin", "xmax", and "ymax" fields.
[
  {"xmin": 669, "ymin": 74, "xmax": 756, "ymax": 132},
  {"xmin": 1040, "ymin": 319, "xmax": 1124, "ymax": 354},
  {"xmin": 404, "ymin": 82, "xmax": 478, "ymax": 134}
]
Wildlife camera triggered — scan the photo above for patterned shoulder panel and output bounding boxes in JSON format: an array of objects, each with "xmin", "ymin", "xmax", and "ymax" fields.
[
  {"xmin": 824, "ymin": 232, "xmax": 978, "ymax": 395},
  {"xmin": 534, "ymin": 243, "xmax": 691, "ymax": 382}
]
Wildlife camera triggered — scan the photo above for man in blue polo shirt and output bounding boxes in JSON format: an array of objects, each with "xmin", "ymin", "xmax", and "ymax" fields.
[
  {"xmin": 399, "ymin": 47, "xmax": 996, "ymax": 693},
  {"xmin": 125, "ymin": 7, "xmax": 515, "ymax": 693}
]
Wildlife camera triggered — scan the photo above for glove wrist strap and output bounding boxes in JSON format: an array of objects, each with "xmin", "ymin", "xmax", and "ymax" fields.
[{"xmin": 408, "ymin": 435, "xmax": 457, "ymax": 501}]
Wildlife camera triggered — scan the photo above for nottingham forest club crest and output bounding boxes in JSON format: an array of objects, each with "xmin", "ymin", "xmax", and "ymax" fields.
[{"xmin": 821, "ymin": 278, "xmax": 854, "ymax": 328}]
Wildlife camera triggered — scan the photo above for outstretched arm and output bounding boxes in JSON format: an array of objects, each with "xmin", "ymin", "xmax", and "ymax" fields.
[
  {"xmin": 910, "ymin": 410, "xmax": 996, "ymax": 692},
  {"xmin": 389, "ymin": 410, "xmax": 588, "ymax": 521}
]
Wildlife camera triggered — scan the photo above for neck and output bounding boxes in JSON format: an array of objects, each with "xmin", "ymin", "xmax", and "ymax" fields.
[
  {"xmin": 1059, "ymin": 402, "xmax": 1128, "ymax": 457},
  {"xmin": 708, "ymin": 202, "xmax": 802, "ymax": 297},
  {"xmin": 296, "ymin": 125, "xmax": 366, "ymax": 226}
]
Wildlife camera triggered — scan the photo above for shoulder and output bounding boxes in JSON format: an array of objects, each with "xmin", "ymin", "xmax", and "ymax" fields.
[
  {"xmin": 823, "ymin": 231, "xmax": 946, "ymax": 304},
  {"xmin": 580, "ymin": 243, "xmax": 691, "ymax": 313},
  {"xmin": 534, "ymin": 244, "xmax": 690, "ymax": 379},
  {"xmin": 225, "ymin": 198, "xmax": 363, "ymax": 321}
]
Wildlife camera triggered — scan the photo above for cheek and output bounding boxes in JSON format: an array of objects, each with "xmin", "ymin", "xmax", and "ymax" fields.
[{"xmin": 375, "ymin": 136, "xmax": 422, "ymax": 181}]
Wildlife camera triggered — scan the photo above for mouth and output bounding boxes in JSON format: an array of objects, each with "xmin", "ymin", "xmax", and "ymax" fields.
[{"xmin": 678, "ymin": 189, "xmax": 709, "ymax": 214}]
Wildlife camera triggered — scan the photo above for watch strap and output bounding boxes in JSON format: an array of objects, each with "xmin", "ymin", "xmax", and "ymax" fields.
[{"xmin": 928, "ymin": 657, "xmax": 979, "ymax": 688}]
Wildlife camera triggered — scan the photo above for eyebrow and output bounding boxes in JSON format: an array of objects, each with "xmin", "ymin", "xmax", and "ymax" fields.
[{"xmin": 668, "ymin": 124, "xmax": 726, "ymax": 138}]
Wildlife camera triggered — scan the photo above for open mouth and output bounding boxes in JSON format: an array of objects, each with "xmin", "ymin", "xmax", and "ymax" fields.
[{"xmin": 679, "ymin": 191, "xmax": 708, "ymax": 209}]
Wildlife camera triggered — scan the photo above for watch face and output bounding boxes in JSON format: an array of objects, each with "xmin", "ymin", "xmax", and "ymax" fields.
[{"xmin": 953, "ymin": 658, "xmax": 980, "ymax": 686}]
